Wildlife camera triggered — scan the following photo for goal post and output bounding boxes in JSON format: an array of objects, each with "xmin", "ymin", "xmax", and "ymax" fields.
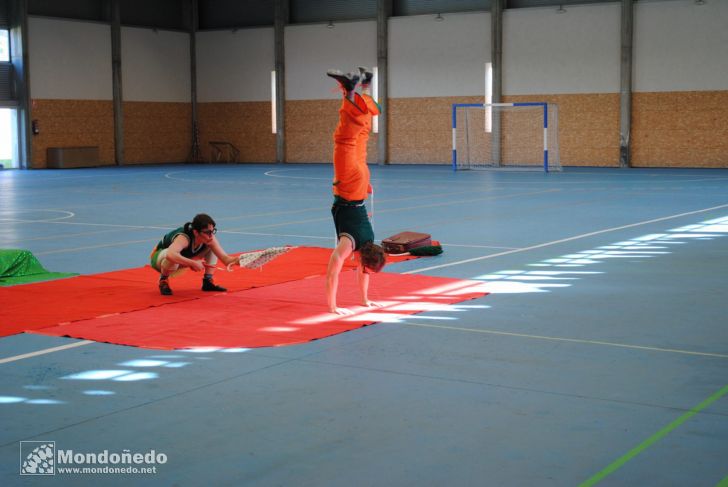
[{"xmin": 451, "ymin": 102, "xmax": 560, "ymax": 172}]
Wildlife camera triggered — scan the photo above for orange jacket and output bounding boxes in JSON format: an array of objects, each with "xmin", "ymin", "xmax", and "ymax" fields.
[{"xmin": 332, "ymin": 94, "xmax": 372, "ymax": 201}]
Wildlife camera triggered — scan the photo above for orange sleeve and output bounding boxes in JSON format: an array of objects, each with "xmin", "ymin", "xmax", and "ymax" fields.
[{"xmin": 333, "ymin": 95, "xmax": 370, "ymax": 201}]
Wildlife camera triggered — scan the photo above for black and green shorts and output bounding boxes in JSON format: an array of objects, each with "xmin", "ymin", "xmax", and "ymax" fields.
[{"xmin": 331, "ymin": 196, "xmax": 374, "ymax": 251}]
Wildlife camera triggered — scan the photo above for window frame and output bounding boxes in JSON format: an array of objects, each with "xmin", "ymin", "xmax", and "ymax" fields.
[{"xmin": 0, "ymin": 29, "xmax": 9, "ymax": 62}]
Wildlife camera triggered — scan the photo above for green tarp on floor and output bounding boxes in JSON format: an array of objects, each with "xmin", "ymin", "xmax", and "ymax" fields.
[{"xmin": 0, "ymin": 249, "xmax": 77, "ymax": 286}]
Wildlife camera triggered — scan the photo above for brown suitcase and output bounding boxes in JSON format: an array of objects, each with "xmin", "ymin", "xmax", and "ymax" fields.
[{"xmin": 382, "ymin": 231, "xmax": 432, "ymax": 254}]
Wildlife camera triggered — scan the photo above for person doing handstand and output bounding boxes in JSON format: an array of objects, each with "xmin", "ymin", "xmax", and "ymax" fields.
[{"xmin": 325, "ymin": 68, "xmax": 387, "ymax": 315}]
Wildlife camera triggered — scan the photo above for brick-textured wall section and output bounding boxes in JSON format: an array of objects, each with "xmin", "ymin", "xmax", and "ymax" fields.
[
  {"xmin": 506, "ymin": 94, "xmax": 621, "ymax": 167},
  {"xmin": 387, "ymin": 92, "xmax": 727, "ymax": 168},
  {"xmin": 286, "ymin": 99, "xmax": 337, "ymax": 163},
  {"xmin": 30, "ymin": 99, "xmax": 115, "ymax": 168},
  {"xmin": 285, "ymin": 99, "xmax": 379, "ymax": 164},
  {"xmin": 388, "ymin": 97, "xmax": 467, "ymax": 164},
  {"xmin": 632, "ymin": 91, "xmax": 728, "ymax": 168},
  {"xmin": 386, "ymin": 95, "xmax": 622, "ymax": 167},
  {"xmin": 123, "ymin": 102, "xmax": 191, "ymax": 164},
  {"xmin": 28, "ymin": 91, "xmax": 728, "ymax": 168},
  {"xmin": 197, "ymin": 101, "xmax": 276, "ymax": 163}
]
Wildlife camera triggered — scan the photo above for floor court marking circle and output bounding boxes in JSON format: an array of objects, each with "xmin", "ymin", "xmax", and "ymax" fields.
[
  {"xmin": 264, "ymin": 169, "xmax": 329, "ymax": 180},
  {"xmin": 0, "ymin": 209, "xmax": 75, "ymax": 223}
]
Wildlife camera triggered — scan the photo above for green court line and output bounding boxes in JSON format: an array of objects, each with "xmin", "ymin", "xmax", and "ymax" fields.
[{"xmin": 579, "ymin": 384, "xmax": 728, "ymax": 487}]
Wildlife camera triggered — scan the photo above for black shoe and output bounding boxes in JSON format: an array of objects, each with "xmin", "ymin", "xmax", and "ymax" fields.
[
  {"xmin": 159, "ymin": 280, "xmax": 173, "ymax": 296},
  {"xmin": 202, "ymin": 279, "xmax": 227, "ymax": 292},
  {"xmin": 327, "ymin": 69, "xmax": 359, "ymax": 92},
  {"xmin": 358, "ymin": 66, "xmax": 373, "ymax": 85}
]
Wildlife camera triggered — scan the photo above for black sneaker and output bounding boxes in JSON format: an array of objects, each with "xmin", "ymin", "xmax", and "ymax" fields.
[
  {"xmin": 358, "ymin": 66, "xmax": 373, "ymax": 85},
  {"xmin": 159, "ymin": 280, "xmax": 173, "ymax": 296},
  {"xmin": 202, "ymin": 279, "xmax": 227, "ymax": 292},
  {"xmin": 326, "ymin": 69, "xmax": 359, "ymax": 92}
]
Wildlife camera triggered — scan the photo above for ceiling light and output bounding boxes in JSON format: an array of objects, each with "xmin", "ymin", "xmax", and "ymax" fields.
[
  {"xmin": 434, "ymin": 13, "xmax": 444, "ymax": 22},
  {"xmin": 556, "ymin": 5, "xmax": 566, "ymax": 14},
  {"xmin": 327, "ymin": 20, "xmax": 334, "ymax": 28}
]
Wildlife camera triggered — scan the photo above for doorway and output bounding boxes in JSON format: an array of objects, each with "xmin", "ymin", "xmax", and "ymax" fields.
[{"xmin": 0, "ymin": 107, "xmax": 18, "ymax": 168}]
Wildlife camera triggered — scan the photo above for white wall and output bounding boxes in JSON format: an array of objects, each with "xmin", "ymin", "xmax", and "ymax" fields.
[
  {"xmin": 28, "ymin": 17, "xmax": 112, "ymax": 100},
  {"xmin": 504, "ymin": 3, "xmax": 621, "ymax": 95},
  {"xmin": 26, "ymin": 1, "xmax": 728, "ymax": 104},
  {"xmin": 196, "ymin": 28, "xmax": 274, "ymax": 102},
  {"xmin": 286, "ymin": 21, "xmax": 377, "ymax": 101},
  {"xmin": 389, "ymin": 12, "xmax": 490, "ymax": 98},
  {"xmin": 122, "ymin": 27, "xmax": 190, "ymax": 102},
  {"xmin": 634, "ymin": 0, "xmax": 728, "ymax": 92}
]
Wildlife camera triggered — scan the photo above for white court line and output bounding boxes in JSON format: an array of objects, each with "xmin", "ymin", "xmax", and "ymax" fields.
[
  {"xmin": 8, "ymin": 227, "xmax": 133, "ymax": 243},
  {"xmin": 263, "ymin": 169, "xmax": 329, "ymax": 180},
  {"xmin": 404, "ymin": 203, "xmax": 728, "ymax": 274},
  {"xmin": 245, "ymin": 188, "xmax": 561, "ymax": 231},
  {"xmin": 34, "ymin": 239, "xmax": 155, "ymax": 256},
  {"xmin": 263, "ymin": 167, "xmax": 728, "ymax": 182},
  {"xmin": 18, "ymin": 220, "xmax": 169, "ymax": 230},
  {"xmin": 441, "ymin": 243, "xmax": 519, "ymax": 250},
  {"xmin": 223, "ymin": 189, "xmax": 517, "ymax": 223},
  {"xmin": 404, "ymin": 322, "xmax": 728, "ymax": 359},
  {"xmin": 5, "ymin": 186, "xmax": 478, "ymax": 231},
  {"xmin": 0, "ymin": 209, "xmax": 75, "ymax": 222},
  {"xmin": 224, "ymin": 230, "xmax": 332, "ymax": 240},
  {"xmin": 0, "ymin": 341, "xmax": 94, "ymax": 365}
]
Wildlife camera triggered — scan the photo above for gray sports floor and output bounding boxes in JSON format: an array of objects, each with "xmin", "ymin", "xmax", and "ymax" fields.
[{"xmin": 1, "ymin": 164, "xmax": 727, "ymax": 486}]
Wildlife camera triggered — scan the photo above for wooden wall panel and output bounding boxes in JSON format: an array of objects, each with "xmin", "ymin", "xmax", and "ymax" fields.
[
  {"xmin": 285, "ymin": 99, "xmax": 337, "ymax": 163},
  {"xmin": 27, "ymin": 90, "xmax": 728, "ymax": 169},
  {"xmin": 30, "ymin": 99, "xmax": 115, "ymax": 168},
  {"xmin": 388, "ymin": 97, "xmax": 474, "ymax": 164},
  {"xmin": 387, "ymin": 94, "xmax": 622, "ymax": 167},
  {"xmin": 504, "ymin": 94, "xmax": 620, "ymax": 167},
  {"xmin": 197, "ymin": 101, "xmax": 276, "ymax": 163},
  {"xmin": 632, "ymin": 91, "xmax": 728, "ymax": 167},
  {"xmin": 285, "ymin": 99, "xmax": 380, "ymax": 164},
  {"xmin": 124, "ymin": 102, "xmax": 191, "ymax": 164}
]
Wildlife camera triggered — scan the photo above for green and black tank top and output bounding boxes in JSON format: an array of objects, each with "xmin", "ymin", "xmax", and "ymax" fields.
[{"xmin": 156, "ymin": 225, "xmax": 208, "ymax": 259}]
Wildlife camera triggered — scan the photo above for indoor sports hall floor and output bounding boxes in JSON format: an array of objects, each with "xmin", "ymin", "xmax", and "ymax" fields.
[{"xmin": 1, "ymin": 164, "xmax": 727, "ymax": 486}]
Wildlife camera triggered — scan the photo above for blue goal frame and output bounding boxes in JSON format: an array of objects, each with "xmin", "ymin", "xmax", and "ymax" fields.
[{"xmin": 452, "ymin": 102, "xmax": 550, "ymax": 172}]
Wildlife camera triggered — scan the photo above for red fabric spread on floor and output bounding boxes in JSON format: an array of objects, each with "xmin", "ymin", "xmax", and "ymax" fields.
[
  {"xmin": 0, "ymin": 247, "xmax": 417, "ymax": 337},
  {"xmin": 33, "ymin": 272, "xmax": 488, "ymax": 349}
]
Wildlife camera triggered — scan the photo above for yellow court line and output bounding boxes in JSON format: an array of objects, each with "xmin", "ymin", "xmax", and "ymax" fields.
[{"xmin": 403, "ymin": 322, "xmax": 728, "ymax": 359}]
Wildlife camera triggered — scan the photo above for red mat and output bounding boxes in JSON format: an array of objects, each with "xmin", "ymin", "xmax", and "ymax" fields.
[
  {"xmin": 0, "ymin": 247, "xmax": 417, "ymax": 337},
  {"xmin": 33, "ymin": 272, "xmax": 488, "ymax": 349}
]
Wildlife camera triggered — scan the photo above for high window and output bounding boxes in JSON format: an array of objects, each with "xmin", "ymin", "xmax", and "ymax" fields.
[{"xmin": 0, "ymin": 29, "xmax": 8, "ymax": 61}]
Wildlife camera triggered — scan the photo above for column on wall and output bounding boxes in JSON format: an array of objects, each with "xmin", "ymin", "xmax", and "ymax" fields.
[
  {"xmin": 8, "ymin": 0, "xmax": 30, "ymax": 168},
  {"xmin": 619, "ymin": 0, "xmax": 633, "ymax": 168},
  {"xmin": 490, "ymin": 0, "xmax": 503, "ymax": 167},
  {"xmin": 111, "ymin": 0, "xmax": 123, "ymax": 165},
  {"xmin": 274, "ymin": 0, "xmax": 287, "ymax": 163},
  {"xmin": 376, "ymin": 0, "xmax": 390, "ymax": 165}
]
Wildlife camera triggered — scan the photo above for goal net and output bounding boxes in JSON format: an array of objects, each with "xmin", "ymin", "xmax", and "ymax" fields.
[{"xmin": 452, "ymin": 103, "xmax": 560, "ymax": 172}]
